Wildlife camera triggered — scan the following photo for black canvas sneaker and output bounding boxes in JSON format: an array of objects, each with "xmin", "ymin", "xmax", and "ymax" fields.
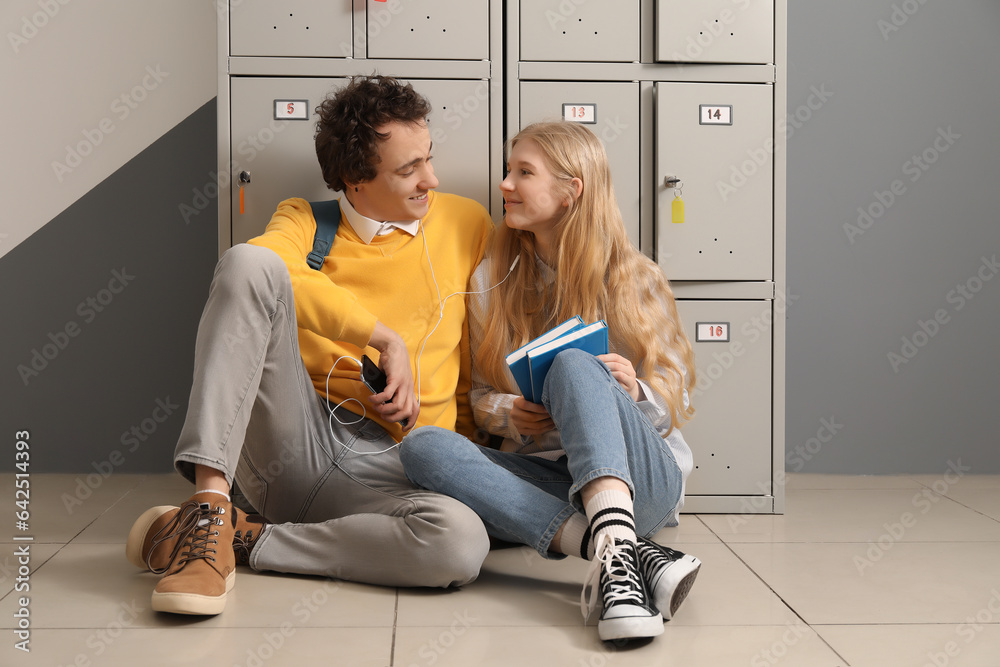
[
  {"xmin": 583, "ymin": 535, "xmax": 664, "ymax": 641},
  {"xmin": 635, "ymin": 537, "xmax": 701, "ymax": 621}
]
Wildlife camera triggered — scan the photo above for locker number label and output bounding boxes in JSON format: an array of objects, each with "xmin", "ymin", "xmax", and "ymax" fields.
[
  {"xmin": 699, "ymin": 105, "xmax": 733, "ymax": 126},
  {"xmin": 274, "ymin": 100, "xmax": 309, "ymax": 121},
  {"xmin": 696, "ymin": 322, "xmax": 730, "ymax": 342},
  {"xmin": 562, "ymin": 103, "xmax": 597, "ymax": 124}
]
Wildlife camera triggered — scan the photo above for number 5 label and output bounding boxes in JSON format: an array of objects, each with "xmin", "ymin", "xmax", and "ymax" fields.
[
  {"xmin": 699, "ymin": 105, "xmax": 733, "ymax": 126},
  {"xmin": 274, "ymin": 100, "xmax": 309, "ymax": 121}
]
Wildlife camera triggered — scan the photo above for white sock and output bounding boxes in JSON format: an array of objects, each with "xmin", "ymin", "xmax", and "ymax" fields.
[
  {"xmin": 194, "ymin": 489, "xmax": 231, "ymax": 502},
  {"xmin": 559, "ymin": 513, "xmax": 594, "ymax": 560},
  {"xmin": 584, "ymin": 489, "xmax": 637, "ymax": 552}
]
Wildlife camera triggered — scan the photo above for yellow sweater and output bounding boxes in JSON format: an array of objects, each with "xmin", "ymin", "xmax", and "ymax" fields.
[{"xmin": 247, "ymin": 192, "xmax": 492, "ymax": 441}]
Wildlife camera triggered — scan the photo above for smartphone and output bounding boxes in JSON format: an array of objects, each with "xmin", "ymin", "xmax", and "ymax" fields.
[
  {"xmin": 361, "ymin": 354, "xmax": 388, "ymax": 395},
  {"xmin": 361, "ymin": 355, "xmax": 408, "ymax": 428}
]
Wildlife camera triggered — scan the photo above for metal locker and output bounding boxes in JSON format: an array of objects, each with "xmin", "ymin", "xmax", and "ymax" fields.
[
  {"xmin": 230, "ymin": 1, "xmax": 355, "ymax": 58},
  {"xmin": 229, "ymin": 77, "xmax": 491, "ymax": 245},
  {"xmin": 366, "ymin": 0, "xmax": 488, "ymax": 60},
  {"xmin": 675, "ymin": 300, "xmax": 772, "ymax": 496},
  {"xmin": 656, "ymin": 82, "xmax": 773, "ymax": 281},
  {"xmin": 655, "ymin": 0, "xmax": 774, "ymax": 64},
  {"xmin": 519, "ymin": 0, "xmax": 639, "ymax": 63},
  {"xmin": 519, "ymin": 81, "xmax": 641, "ymax": 249}
]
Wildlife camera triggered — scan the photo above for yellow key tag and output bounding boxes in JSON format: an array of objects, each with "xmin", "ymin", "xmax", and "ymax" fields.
[{"xmin": 671, "ymin": 195, "xmax": 685, "ymax": 224}]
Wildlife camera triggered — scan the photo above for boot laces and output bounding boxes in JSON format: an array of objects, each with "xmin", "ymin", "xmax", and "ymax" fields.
[
  {"xmin": 233, "ymin": 524, "xmax": 257, "ymax": 565},
  {"xmin": 147, "ymin": 501, "xmax": 225, "ymax": 574}
]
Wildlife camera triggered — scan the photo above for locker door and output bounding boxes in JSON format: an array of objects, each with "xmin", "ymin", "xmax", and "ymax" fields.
[
  {"xmin": 366, "ymin": 0, "xmax": 488, "ymax": 60},
  {"xmin": 519, "ymin": 0, "xmax": 639, "ymax": 62},
  {"xmin": 229, "ymin": 78, "xmax": 344, "ymax": 243},
  {"xmin": 519, "ymin": 81, "xmax": 641, "ymax": 248},
  {"xmin": 675, "ymin": 300, "xmax": 772, "ymax": 496},
  {"xmin": 230, "ymin": 1, "xmax": 354, "ymax": 57},
  {"xmin": 656, "ymin": 82, "xmax": 773, "ymax": 281},
  {"xmin": 229, "ymin": 78, "xmax": 492, "ymax": 245},
  {"xmin": 655, "ymin": 0, "xmax": 774, "ymax": 64}
]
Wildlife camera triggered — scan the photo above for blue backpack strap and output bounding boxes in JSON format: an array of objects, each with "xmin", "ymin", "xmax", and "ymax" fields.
[{"xmin": 306, "ymin": 199, "xmax": 342, "ymax": 270}]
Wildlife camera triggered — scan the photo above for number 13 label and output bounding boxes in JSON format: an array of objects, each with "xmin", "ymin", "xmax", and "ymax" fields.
[
  {"xmin": 699, "ymin": 105, "xmax": 733, "ymax": 126},
  {"xmin": 562, "ymin": 104, "xmax": 597, "ymax": 124}
]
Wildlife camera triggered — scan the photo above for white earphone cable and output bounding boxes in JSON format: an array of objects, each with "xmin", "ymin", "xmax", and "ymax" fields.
[{"xmin": 323, "ymin": 224, "xmax": 520, "ymax": 456}]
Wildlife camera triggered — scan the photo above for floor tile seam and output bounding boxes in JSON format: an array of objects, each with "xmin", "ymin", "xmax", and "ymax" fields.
[
  {"xmin": 710, "ymin": 535, "xmax": 854, "ymax": 665},
  {"xmin": 907, "ymin": 476, "xmax": 1000, "ymax": 503},
  {"xmin": 52, "ymin": 479, "xmax": 146, "ymax": 547},
  {"xmin": 0, "ymin": 541, "xmax": 70, "ymax": 604},
  {"xmin": 932, "ymin": 498, "xmax": 1000, "ymax": 524},
  {"xmin": 389, "ymin": 588, "xmax": 398, "ymax": 667}
]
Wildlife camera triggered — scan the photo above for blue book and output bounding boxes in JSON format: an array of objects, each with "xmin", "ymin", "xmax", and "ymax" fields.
[
  {"xmin": 526, "ymin": 320, "xmax": 609, "ymax": 403},
  {"xmin": 505, "ymin": 316, "xmax": 584, "ymax": 400}
]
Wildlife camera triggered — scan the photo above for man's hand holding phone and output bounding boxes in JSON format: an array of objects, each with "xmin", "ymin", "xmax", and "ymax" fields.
[{"xmin": 365, "ymin": 322, "xmax": 419, "ymax": 429}]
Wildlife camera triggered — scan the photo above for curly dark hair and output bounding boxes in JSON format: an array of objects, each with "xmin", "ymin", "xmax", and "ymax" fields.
[{"xmin": 314, "ymin": 75, "xmax": 432, "ymax": 192}]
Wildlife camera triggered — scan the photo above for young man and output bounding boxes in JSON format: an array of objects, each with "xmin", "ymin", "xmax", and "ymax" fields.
[{"xmin": 126, "ymin": 76, "xmax": 493, "ymax": 615}]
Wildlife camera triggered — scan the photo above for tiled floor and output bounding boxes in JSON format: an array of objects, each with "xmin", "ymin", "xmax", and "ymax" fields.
[{"xmin": 2, "ymin": 473, "xmax": 999, "ymax": 666}]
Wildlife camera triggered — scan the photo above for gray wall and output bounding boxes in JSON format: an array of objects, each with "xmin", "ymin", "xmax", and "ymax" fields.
[
  {"xmin": 785, "ymin": 0, "xmax": 1000, "ymax": 473},
  {"xmin": 1, "ymin": 1, "xmax": 218, "ymax": 473}
]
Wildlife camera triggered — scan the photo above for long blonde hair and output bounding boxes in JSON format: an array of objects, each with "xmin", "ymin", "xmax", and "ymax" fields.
[{"xmin": 477, "ymin": 121, "xmax": 696, "ymax": 432}]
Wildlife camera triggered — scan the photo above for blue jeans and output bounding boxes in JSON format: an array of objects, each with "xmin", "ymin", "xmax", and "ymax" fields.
[{"xmin": 400, "ymin": 348, "xmax": 683, "ymax": 558}]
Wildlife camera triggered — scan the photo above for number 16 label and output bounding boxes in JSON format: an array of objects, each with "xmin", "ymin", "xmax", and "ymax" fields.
[
  {"xmin": 696, "ymin": 322, "xmax": 730, "ymax": 342},
  {"xmin": 699, "ymin": 105, "xmax": 733, "ymax": 126}
]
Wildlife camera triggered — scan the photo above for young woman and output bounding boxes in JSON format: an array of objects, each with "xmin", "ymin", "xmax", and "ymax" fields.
[{"xmin": 401, "ymin": 121, "xmax": 700, "ymax": 642}]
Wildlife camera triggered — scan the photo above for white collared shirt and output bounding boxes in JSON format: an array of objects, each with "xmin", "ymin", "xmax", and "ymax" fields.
[{"xmin": 338, "ymin": 195, "xmax": 420, "ymax": 245}]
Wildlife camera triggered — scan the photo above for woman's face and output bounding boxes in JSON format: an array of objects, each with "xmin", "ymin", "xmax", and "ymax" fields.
[{"xmin": 499, "ymin": 138, "xmax": 567, "ymax": 238}]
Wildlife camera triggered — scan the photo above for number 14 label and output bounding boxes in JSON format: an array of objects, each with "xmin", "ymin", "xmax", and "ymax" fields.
[{"xmin": 699, "ymin": 105, "xmax": 733, "ymax": 126}]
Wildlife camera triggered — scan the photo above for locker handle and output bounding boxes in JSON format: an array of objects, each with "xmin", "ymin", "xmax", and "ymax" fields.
[
  {"xmin": 665, "ymin": 176, "xmax": 681, "ymax": 189},
  {"xmin": 238, "ymin": 171, "xmax": 251, "ymax": 215}
]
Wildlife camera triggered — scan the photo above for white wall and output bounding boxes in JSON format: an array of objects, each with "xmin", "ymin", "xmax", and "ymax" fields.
[{"xmin": 0, "ymin": 0, "xmax": 216, "ymax": 258}]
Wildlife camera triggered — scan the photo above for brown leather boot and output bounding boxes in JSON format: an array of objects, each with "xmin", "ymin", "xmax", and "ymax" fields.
[
  {"xmin": 126, "ymin": 505, "xmax": 184, "ymax": 572},
  {"xmin": 128, "ymin": 502, "xmax": 268, "ymax": 572},
  {"xmin": 233, "ymin": 513, "xmax": 268, "ymax": 567},
  {"xmin": 150, "ymin": 492, "xmax": 236, "ymax": 615}
]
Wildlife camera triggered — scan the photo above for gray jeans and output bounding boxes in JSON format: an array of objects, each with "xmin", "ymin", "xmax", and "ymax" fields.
[{"xmin": 173, "ymin": 244, "xmax": 489, "ymax": 587}]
